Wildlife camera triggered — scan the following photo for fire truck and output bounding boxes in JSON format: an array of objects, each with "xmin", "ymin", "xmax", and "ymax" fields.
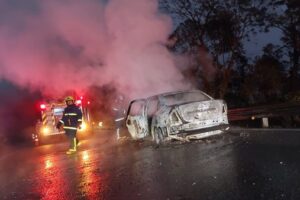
[{"xmin": 32, "ymin": 97, "xmax": 93, "ymax": 145}]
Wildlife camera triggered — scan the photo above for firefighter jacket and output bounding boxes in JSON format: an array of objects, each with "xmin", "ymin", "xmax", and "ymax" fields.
[{"xmin": 57, "ymin": 104, "xmax": 83, "ymax": 131}]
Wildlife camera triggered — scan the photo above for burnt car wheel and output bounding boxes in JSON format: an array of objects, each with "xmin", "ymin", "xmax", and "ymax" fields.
[
  {"xmin": 163, "ymin": 127, "xmax": 168, "ymax": 137},
  {"xmin": 154, "ymin": 127, "xmax": 164, "ymax": 145}
]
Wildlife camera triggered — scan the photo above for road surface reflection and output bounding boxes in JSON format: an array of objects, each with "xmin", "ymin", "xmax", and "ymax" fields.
[
  {"xmin": 32, "ymin": 150, "xmax": 110, "ymax": 200},
  {"xmin": 77, "ymin": 150, "xmax": 110, "ymax": 200}
]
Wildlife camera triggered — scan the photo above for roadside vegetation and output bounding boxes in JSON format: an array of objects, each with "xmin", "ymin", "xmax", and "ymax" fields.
[{"xmin": 160, "ymin": 0, "xmax": 300, "ymax": 107}]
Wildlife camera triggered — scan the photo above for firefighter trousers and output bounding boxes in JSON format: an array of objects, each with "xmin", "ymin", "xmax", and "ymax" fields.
[{"xmin": 65, "ymin": 129, "xmax": 78, "ymax": 150}]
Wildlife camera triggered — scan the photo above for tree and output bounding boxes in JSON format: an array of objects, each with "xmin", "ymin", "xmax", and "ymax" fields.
[
  {"xmin": 161, "ymin": 0, "xmax": 268, "ymax": 98},
  {"xmin": 242, "ymin": 44, "xmax": 286, "ymax": 104},
  {"xmin": 264, "ymin": 0, "xmax": 300, "ymax": 91}
]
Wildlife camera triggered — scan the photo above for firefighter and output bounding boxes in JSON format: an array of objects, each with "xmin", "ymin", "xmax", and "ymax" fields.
[
  {"xmin": 112, "ymin": 94, "xmax": 126, "ymax": 140},
  {"xmin": 56, "ymin": 96, "xmax": 82, "ymax": 154}
]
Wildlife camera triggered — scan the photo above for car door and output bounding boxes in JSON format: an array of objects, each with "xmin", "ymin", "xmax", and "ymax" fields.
[{"xmin": 126, "ymin": 99, "xmax": 149, "ymax": 139}]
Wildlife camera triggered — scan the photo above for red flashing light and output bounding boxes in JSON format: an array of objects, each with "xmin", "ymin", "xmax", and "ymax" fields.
[
  {"xmin": 40, "ymin": 104, "xmax": 46, "ymax": 110},
  {"xmin": 87, "ymin": 101, "xmax": 90, "ymax": 105}
]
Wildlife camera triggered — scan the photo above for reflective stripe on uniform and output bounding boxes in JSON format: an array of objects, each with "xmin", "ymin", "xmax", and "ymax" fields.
[
  {"xmin": 73, "ymin": 138, "xmax": 77, "ymax": 151},
  {"xmin": 115, "ymin": 117, "xmax": 125, "ymax": 122},
  {"xmin": 59, "ymin": 120, "xmax": 64, "ymax": 124},
  {"xmin": 64, "ymin": 126, "xmax": 77, "ymax": 130},
  {"xmin": 64, "ymin": 113, "xmax": 78, "ymax": 116},
  {"xmin": 78, "ymin": 119, "xmax": 82, "ymax": 121}
]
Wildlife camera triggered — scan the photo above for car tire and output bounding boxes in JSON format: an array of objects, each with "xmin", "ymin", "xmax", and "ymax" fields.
[
  {"xmin": 154, "ymin": 127, "xmax": 164, "ymax": 146},
  {"xmin": 163, "ymin": 127, "xmax": 168, "ymax": 137}
]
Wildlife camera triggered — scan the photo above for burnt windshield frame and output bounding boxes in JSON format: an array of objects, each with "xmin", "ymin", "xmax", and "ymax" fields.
[{"xmin": 159, "ymin": 91, "xmax": 211, "ymax": 107}]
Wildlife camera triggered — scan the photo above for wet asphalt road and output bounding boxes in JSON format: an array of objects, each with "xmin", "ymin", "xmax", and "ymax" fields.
[{"xmin": 1, "ymin": 129, "xmax": 300, "ymax": 200}]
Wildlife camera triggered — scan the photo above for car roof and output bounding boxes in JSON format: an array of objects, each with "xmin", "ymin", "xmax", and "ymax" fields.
[
  {"xmin": 129, "ymin": 90, "xmax": 213, "ymax": 104},
  {"xmin": 155, "ymin": 90, "xmax": 212, "ymax": 99}
]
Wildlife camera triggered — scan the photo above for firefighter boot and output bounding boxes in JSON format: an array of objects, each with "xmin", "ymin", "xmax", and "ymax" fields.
[
  {"xmin": 66, "ymin": 138, "xmax": 77, "ymax": 154},
  {"xmin": 66, "ymin": 149, "xmax": 76, "ymax": 155}
]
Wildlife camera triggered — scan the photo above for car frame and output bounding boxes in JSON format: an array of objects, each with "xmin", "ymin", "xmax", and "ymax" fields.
[{"xmin": 126, "ymin": 90, "xmax": 229, "ymax": 145}]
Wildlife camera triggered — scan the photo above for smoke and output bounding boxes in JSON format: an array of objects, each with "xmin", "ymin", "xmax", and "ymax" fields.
[
  {"xmin": 0, "ymin": 81, "xmax": 41, "ymax": 144},
  {"xmin": 0, "ymin": 0, "xmax": 190, "ymax": 99}
]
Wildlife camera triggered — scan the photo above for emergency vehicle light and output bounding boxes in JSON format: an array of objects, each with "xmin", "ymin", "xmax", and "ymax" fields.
[
  {"xmin": 75, "ymin": 100, "xmax": 82, "ymax": 105},
  {"xmin": 42, "ymin": 127, "xmax": 50, "ymax": 135},
  {"xmin": 40, "ymin": 104, "xmax": 46, "ymax": 110}
]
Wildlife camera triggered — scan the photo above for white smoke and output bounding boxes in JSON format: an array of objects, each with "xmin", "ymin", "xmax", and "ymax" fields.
[{"xmin": 0, "ymin": 0, "xmax": 190, "ymax": 99}]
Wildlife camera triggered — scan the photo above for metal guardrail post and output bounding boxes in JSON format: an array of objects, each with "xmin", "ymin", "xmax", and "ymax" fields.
[{"xmin": 262, "ymin": 117, "xmax": 269, "ymax": 128}]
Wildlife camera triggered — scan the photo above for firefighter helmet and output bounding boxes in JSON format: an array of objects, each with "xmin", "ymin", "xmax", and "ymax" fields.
[{"xmin": 65, "ymin": 96, "xmax": 74, "ymax": 102}]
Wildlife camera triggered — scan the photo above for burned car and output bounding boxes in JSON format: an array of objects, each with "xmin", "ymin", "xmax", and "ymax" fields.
[{"xmin": 126, "ymin": 90, "xmax": 229, "ymax": 144}]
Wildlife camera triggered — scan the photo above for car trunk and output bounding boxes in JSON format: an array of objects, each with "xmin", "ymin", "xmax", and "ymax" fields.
[{"xmin": 177, "ymin": 100, "xmax": 224, "ymax": 123}]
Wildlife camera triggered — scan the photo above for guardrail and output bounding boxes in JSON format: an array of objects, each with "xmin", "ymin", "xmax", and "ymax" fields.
[{"xmin": 228, "ymin": 102, "xmax": 300, "ymax": 127}]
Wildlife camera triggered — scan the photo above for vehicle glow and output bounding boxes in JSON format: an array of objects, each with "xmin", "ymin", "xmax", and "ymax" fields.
[
  {"xmin": 42, "ymin": 127, "xmax": 50, "ymax": 135},
  {"xmin": 40, "ymin": 104, "xmax": 46, "ymax": 110},
  {"xmin": 79, "ymin": 122, "xmax": 87, "ymax": 131},
  {"xmin": 75, "ymin": 100, "xmax": 82, "ymax": 105}
]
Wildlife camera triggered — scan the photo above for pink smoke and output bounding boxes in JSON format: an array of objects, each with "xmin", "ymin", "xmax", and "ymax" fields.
[{"xmin": 0, "ymin": 0, "xmax": 190, "ymax": 99}]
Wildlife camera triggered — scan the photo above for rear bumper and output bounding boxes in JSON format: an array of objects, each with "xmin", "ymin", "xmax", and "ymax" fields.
[
  {"xmin": 172, "ymin": 123, "xmax": 230, "ymax": 137},
  {"xmin": 185, "ymin": 124, "xmax": 229, "ymax": 135}
]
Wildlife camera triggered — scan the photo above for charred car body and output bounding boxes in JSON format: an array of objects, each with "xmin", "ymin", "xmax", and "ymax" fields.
[{"xmin": 126, "ymin": 90, "xmax": 229, "ymax": 144}]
